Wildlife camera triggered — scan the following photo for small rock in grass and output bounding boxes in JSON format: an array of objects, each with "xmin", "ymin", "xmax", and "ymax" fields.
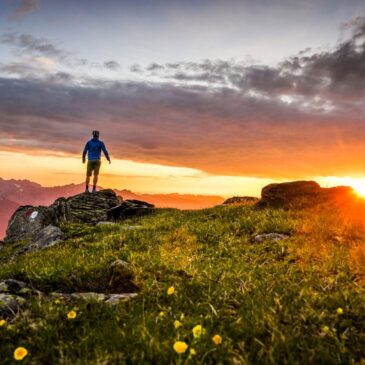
[
  {"xmin": 49, "ymin": 292, "xmax": 138, "ymax": 305},
  {"xmin": 105, "ymin": 293, "xmax": 138, "ymax": 305},
  {"xmin": 70, "ymin": 292, "xmax": 106, "ymax": 301},
  {"xmin": 97, "ymin": 221, "xmax": 117, "ymax": 226},
  {"xmin": 121, "ymin": 225, "xmax": 143, "ymax": 230},
  {"xmin": 0, "ymin": 293, "xmax": 26, "ymax": 315},
  {"xmin": 109, "ymin": 259, "xmax": 133, "ymax": 271},
  {"xmin": 253, "ymin": 233, "xmax": 290, "ymax": 243},
  {"xmin": 0, "ymin": 279, "xmax": 27, "ymax": 293}
]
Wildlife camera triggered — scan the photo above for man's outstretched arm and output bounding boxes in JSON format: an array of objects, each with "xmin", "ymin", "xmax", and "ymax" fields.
[
  {"xmin": 101, "ymin": 142, "xmax": 111, "ymax": 163},
  {"xmin": 82, "ymin": 142, "xmax": 89, "ymax": 163}
]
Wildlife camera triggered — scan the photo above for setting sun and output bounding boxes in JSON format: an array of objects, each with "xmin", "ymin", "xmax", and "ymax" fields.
[
  {"xmin": 349, "ymin": 181, "xmax": 365, "ymax": 197},
  {"xmin": 317, "ymin": 177, "xmax": 365, "ymax": 198}
]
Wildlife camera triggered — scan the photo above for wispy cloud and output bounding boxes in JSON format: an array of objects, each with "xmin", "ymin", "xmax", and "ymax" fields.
[{"xmin": 9, "ymin": 0, "xmax": 39, "ymax": 19}]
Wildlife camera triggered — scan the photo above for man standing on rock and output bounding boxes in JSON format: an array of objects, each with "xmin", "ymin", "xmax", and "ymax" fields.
[{"xmin": 82, "ymin": 130, "xmax": 111, "ymax": 193}]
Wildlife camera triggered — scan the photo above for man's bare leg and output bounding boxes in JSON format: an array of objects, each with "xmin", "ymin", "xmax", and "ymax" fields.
[
  {"xmin": 92, "ymin": 175, "xmax": 98, "ymax": 192},
  {"xmin": 85, "ymin": 175, "xmax": 90, "ymax": 192}
]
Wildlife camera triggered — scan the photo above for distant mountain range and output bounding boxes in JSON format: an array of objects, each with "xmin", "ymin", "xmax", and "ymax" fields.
[{"xmin": 0, "ymin": 177, "xmax": 224, "ymax": 239}]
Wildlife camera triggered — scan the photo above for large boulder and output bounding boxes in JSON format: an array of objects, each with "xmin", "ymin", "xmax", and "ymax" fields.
[
  {"xmin": 223, "ymin": 196, "xmax": 259, "ymax": 205},
  {"xmin": 107, "ymin": 199, "xmax": 154, "ymax": 220},
  {"xmin": 256, "ymin": 181, "xmax": 353, "ymax": 209},
  {"xmin": 4, "ymin": 205, "xmax": 59, "ymax": 243},
  {"xmin": 15, "ymin": 225, "xmax": 64, "ymax": 255},
  {"xmin": 52, "ymin": 189, "xmax": 122, "ymax": 224}
]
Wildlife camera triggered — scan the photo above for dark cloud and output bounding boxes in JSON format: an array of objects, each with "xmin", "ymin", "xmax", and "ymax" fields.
[
  {"xmin": 104, "ymin": 60, "xmax": 121, "ymax": 71},
  {"xmin": 10, "ymin": 0, "xmax": 39, "ymax": 19},
  {"xmin": 1, "ymin": 32, "xmax": 69, "ymax": 61},
  {"xmin": 1, "ymin": 18, "xmax": 365, "ymax": 178}
]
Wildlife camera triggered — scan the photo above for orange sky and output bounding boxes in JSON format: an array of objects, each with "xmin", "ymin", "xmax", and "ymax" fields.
[
  {"xmin": 1, "ymin": 3, "xmax": 365, "ymax": 195},
  {"xmin": 2, "ymin": 150, "xmax": 364, "ymax": 197}
]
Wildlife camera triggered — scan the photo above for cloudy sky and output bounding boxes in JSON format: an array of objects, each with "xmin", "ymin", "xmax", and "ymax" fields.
[{"xmin": 1, "ymin": 0, "xmax": 365, "ymax": 196}]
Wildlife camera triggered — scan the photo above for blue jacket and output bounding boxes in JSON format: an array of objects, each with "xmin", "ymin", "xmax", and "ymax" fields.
[{"xmin": 83, "ymin": 138, "xmax": 110, "ymax": 161}]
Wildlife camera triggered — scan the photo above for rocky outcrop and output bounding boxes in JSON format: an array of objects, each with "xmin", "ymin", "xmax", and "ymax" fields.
[
  {"xmin": 4, "ymin": 205, "xmax": 59, "ymax": 243},
  {"xmin": 4, "ymin": 190, "xmax": 154, "ymax": 247},
  {"xmin": 52, "ymin": 189, "xmax": 122, "ymax": 224},
  {"xmin": 256, "ymin": 181, "xmax": 354, "ymax": 209},
  {"xmin": 107, "ymin": 199, "xmax": 154, "ymax": 220},
  {"xmin": 223, "ymin": 196, "xmax": 259, "ymax": 205}
]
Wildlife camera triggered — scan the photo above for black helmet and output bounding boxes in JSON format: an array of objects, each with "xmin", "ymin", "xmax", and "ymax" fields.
[{"xmin": 92, "ymin": 130, "xmax": 100, "ymax": 138}]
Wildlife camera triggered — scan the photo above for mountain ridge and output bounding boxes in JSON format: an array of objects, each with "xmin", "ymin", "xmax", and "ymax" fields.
[{"xmin": 0, "ymin": 177, "xmax": 224, "ymax": 239}]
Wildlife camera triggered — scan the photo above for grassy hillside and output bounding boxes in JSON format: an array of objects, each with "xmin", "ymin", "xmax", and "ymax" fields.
[{"xmin": 0, "ymin": 205, "xmax": 364, "ymax": 364}]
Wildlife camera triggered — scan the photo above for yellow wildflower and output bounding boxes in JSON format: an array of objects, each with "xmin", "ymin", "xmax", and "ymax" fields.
[
  {"xmin": 174, "ymin": 320, "xmax": 182, "ymax": 329},
  {"xmin": 192, "ymin": 324, "xmax": 205, "ymax": 338},
  {"xmin": 173, "ymin": 341, "xmax": 188, "ymax": 354},
  {"xmin": 336, "ymin": 307, "xmax": 343, "ymax": 315},
  {"xmin": 159, "ymin": 311, "xmax": 165, "ymax": 318},
  {"xmin": 167, "ymin": 286, "xmax": 175, "ymax": 295},
  {"xmin": 0, "ymin": 319, "xmax": 6, "ymax": 327},
  {"xmin": 212, "ymin": 334, "xmax": 222, "ymax": 345},
  {"xmin": 322, "ymin": 325, "xmax": 330, "ymax": 334},
  {"xmin": 67, "ymin": 310, "xmax": 77, "ymax": 319},
  {"xmin": 54, "ymin": 298, "xmax": 61, "ymax": 304},
  {"xmin": 14, "ymin": 347, "xmax": 28, "ymax": 361},
  {"xmin": 189, "ymin": 348, "xmax": 196, "ymax": 356}
]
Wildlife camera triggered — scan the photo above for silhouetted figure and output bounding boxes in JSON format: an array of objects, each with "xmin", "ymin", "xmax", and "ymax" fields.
[{"xmin": 82, "ymin": 130, "xmax": 111, "ymax": 193}]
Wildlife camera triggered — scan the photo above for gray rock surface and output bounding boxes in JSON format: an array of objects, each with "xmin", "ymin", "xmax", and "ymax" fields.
[
  {"xmin": 4, "ymin": 205, "xmax": 59, "ymax": 243},
  {"xmin": 52, "ymin": 189, "xmax": 122, "ymax": 225},
  {"xmin": 15, "ymin": 225, "xmax": 64, "ymax": 255},
  {"xmin": 223, "ymin": 196, "xmax": 259, "ymax": 205},
  {"xmin": 105, "ymin": 293, "xmax": 138, "ymax": 305},
  {"xmin": 34, "ymin": 225, "xmax": 64, "ymax": 248},
  {"xmin": 253, "ymin": 233, "xmax": 290, "ymax": 243},
  {"xmin": 50, "ymin": 292, "xmax": 138, "ymax": 305}
]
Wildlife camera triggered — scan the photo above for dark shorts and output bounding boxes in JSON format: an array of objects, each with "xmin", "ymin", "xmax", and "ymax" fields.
[{"xmin": 86, "ymin": 160, "xmax": 101, "ymax": 176}]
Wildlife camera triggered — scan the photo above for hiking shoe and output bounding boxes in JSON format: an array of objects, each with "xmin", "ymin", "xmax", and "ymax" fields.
[
  {"xmin": 92, "ymin": 187, "xmax": 97, "ymax": 193},
  {"xmin": 85, "ymin": 187, "xmax": 89, "ymax": 193}
]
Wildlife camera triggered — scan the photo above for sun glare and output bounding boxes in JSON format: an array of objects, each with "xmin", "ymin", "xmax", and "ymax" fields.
[
  {"xmin": 349, "ymin": 181, "xmax": 365, "ymax": 197},
  {"xmin": 317, "ymin": 177, "xmax": 365, "ymax": 198}
]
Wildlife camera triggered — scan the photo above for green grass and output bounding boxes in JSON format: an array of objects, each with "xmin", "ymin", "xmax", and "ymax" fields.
[{"xmin": 0, "ymin": 206, "xmax": 364, "ymax": 364}]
